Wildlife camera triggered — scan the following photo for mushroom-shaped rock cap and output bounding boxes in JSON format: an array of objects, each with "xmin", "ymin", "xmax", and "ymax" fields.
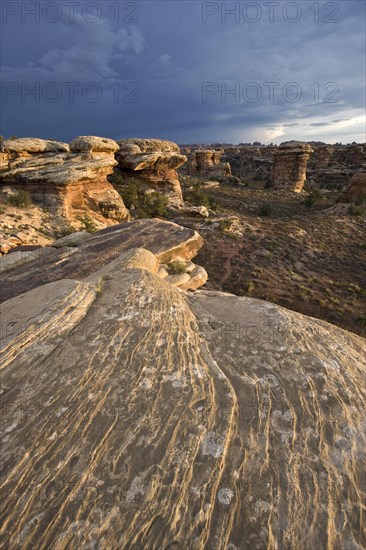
[
  {"xmin": 278, "ymin": 141, "xmax": 314, "ymax": 153},
  {"xmin": 0, "ymin": 138, "xmax": 69, "ymax": 154},
  {"xmin": 70, "ymin": 136, "xmax": 119, "ymax": 153},
  {"xmin": 118, "ymin": 138, "xmax": 181, "ymax": 154}
]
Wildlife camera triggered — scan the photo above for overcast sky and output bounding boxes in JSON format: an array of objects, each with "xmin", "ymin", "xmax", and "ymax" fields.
[{"xmin": 1, "ymin": 0, "xmax": 365, "ymax": 144}]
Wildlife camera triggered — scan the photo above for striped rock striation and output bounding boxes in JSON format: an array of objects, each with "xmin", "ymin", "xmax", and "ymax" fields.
[{"xmin": 0, "ymin": 220, "xmax": 365, "ymax": 549}]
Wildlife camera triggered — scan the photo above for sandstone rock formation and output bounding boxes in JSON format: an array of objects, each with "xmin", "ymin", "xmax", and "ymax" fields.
[
  {"xmin": 0, "ymin": 136, "xmax": 129, "ymax": 232},
  {"xmin": 0, "ymin": 220, "xmax": 365, "ymax": 549},
  {"xmin": 180, "ymin": 148, "xmax": 235, "ymax": 183},
  {"xmin": 271, "ymin": 141, "xmax": 313, "ymax": 191},
  {"xmin": 115, "ymin": 139, "xmax": 187, "ymax": 207},
  {"xmin": 313, "ymin": 145, "xmax": 334, "ymax": 169},
  {"xmin": 341, "ymin": 170, "xmax": 366, "ymax": 203}
]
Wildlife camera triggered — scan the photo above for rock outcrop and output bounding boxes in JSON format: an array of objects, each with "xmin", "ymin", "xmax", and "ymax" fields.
[
  {"xmin": 180, "ymin": 148, "xmax": 235, "ymax": 182},
  {"xmin": 115, "ymin": 139, "xmax": 187, "ymax": 207},
  {"xmin": 0, "ymin": 219, "xmax": 365, "ymax": 549},
  {"xmin": 0, "ymin": 219, "xmax": 205, "ymax": 302},
  {"xmin": 271, "ymin": 141, "xmax": 313, "ymax": 191},
  {"xmin": 341, "ymin": 170, "xmax": 366, "ymax": 203},
  {"xmin": 222, "ymin": 147, "xmax": 273, "ymax": 185},
  {"xmin": 0, "ymin": 136, "xmax": 129, "ymax": 231}
]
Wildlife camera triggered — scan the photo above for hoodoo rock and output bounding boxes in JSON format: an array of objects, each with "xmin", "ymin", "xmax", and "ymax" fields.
[
  {"xmin": 180, "ymin": 148, "xmax": 233, "ymax": 182},
  {"xmin": 115, "ymin": 138, "xmax": 187, "ymax": 207},
  {"xmin": 341, "ymin": 170, "xmax": 366, "ymax": 203},
  {"xmin": 0, "ymin": 218, "xmax": 365, "ymax": 549},
  {"xmin": 0, "ymin": 136, "xmax": 129, "ymax": 230},
  {"xmin": 271, "ymin": 141, "xmax": 313, "ymax": 191}
]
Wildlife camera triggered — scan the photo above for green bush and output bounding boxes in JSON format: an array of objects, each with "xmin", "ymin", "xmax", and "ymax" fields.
[
  {"xmin": 140, "ymin": 192, "xmax": 168, "ymax": 218},
  {"xmin": 120, "ymin": 181, "xmax": 139, "ymax": 209},
  {"xmin": 304, "ymin": 189, "xmax": 322, "ymax": 207},
  {"xmin": 258, "ymin": 202, "xmax": 272, "ymax": 216},
  {"xmin": 218, "ymin": 219, "xmax": 233, "ymax": 232},
  {"xmin": 168, "ymin": 261, "xmax": 187, "ymax": 274},
  {"xmin": 56, "ymin": 225, "xmax": 77, "ymax": 238},
  {"xmin": 7, "ymin": 190, "xmax": 32, "ymax": 208},
  {"xmin": 77, "ymin": 214, "xmax": 97, "ymax": 233},
  {"xmin": 243, "ymin": 281, "xmax": 255, "ymax": 296},
  {"xmin": 349, "ymin": 204, "xmax": 366, "ymax": 217},
  {"xmin": 356, "ymin": 316, "xmax": 366, "ymax": 326},
  {"xmin": 183, "ymin": 182, "xmax": 218, "ymax": 211},
  {"xmin": 354, "ymin": 194, "xmax": 366, "ymax": 206}
]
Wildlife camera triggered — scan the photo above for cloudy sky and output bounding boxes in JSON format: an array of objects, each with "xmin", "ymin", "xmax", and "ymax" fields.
[{"xmin": 1, "ymin": 0, "xmax": 365, "ymax": 144}]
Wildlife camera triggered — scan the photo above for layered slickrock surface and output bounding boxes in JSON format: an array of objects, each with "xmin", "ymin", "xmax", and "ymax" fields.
[
  {"xmin": 0, "ymin": 221, "xmax": 365, "ymax": 549},
  {"xmin": 0, "ymin": 219, "xmax": 204, "ymax": 303}
]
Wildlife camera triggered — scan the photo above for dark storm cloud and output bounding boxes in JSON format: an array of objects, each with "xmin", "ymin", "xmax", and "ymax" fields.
[{"xmin": 1, "ymin": 0, "xmax": 365, "ymax": 143}]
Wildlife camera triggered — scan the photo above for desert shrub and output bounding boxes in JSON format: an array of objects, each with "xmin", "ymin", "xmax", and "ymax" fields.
[
  {"xmin": 243, "ymin": 281, "xmax": 255, "ymax": 296},
  {"xmin": 186, "ymin": 185, "xmax": 210, "ymax": 207},
  {"xmin": 218, "ymin": 219, "xmax": 233, "ymax": 232},
  {"xmin": 120, "ymin": 181, "xmax": 139, "ymax": 209},
  {"xmin": 265, "ymin": 240, "xmax": 277, "ymax": 251},
  {"xmin": 7, "ymin": 190, "xmax": 32, "ymax": 208},
  {"xmin": 356, "ymin": 316, "xmax": 366, "ymax": 326},
  {"xmin": 140, "ymin": 192, "xmax": 168, "ymax": 217},
  {"xmin": 354, "ymin": 194, "xmax": 366, "ymax": 206},
  {"xmin": 55, "ymin": 225, "xmax": 77, "ymax": 238},
  {"xmin": 183, "ymin": 182, "xmax": 218, "ymax": 211},
  {"xmin": 349, "ymin": 204, "xmax": 366, "ymax": 217},
  {"xmin": 77, "ymin": 214, "xmax": 97, "ymax": 233},
  {"xmin": 168, "ymin": 261, "xmax": 187, "ymax": 275},
  {"xmin": 304, "ymin": 189, "xmax": 321, "ymax": 207},
  {"xmin": 264, "ymin": 179, "xmax": 273, "ymax": 189},
  {"xmin": 258, "ymin": 202, "xmax": 272, "ymax": 216}
]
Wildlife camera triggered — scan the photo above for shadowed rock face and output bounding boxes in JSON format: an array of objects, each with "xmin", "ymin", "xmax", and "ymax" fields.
[
  {"xmin": 271, "ymin": 141, "xmax": 313, "ymax": 192},
  {"xmin": 180, "ymin": 148, "xmax": 233, "ymax": 182},
  {"xmin": 0, "ymin": 136, "xmax": 129, "ymax": 228},
  {"xmin": 115, "ymin": 138, "xmax": 187, "ymax": 207},
  {"xmin": 341, "ymin": 170, "xmax": 366, "ymax": 203},
  {"xmin": 0, "ymin": 222, "xmax": 365, "ymax": 549}
]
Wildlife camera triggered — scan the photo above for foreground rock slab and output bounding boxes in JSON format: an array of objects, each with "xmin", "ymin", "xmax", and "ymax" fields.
[
  {"xmin": 0, "ymin": 219, "xmax": 204, "ymax": 303},
  {"xmin": 0, "ymin": 230, "xmax": 365, "ymax": 548}
]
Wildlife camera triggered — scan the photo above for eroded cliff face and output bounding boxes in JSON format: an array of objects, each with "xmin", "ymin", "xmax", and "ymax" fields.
[
  {"xmin": 0, "ymin": 137, "xmax": 129, "ymax": 237},
  {"xmin": 0, "ymin": 219, "xmax": 365, "ymax": 549},
  {"xmin": 115, "ymin": 138, "xmax": 187, "ymax": 207}
]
